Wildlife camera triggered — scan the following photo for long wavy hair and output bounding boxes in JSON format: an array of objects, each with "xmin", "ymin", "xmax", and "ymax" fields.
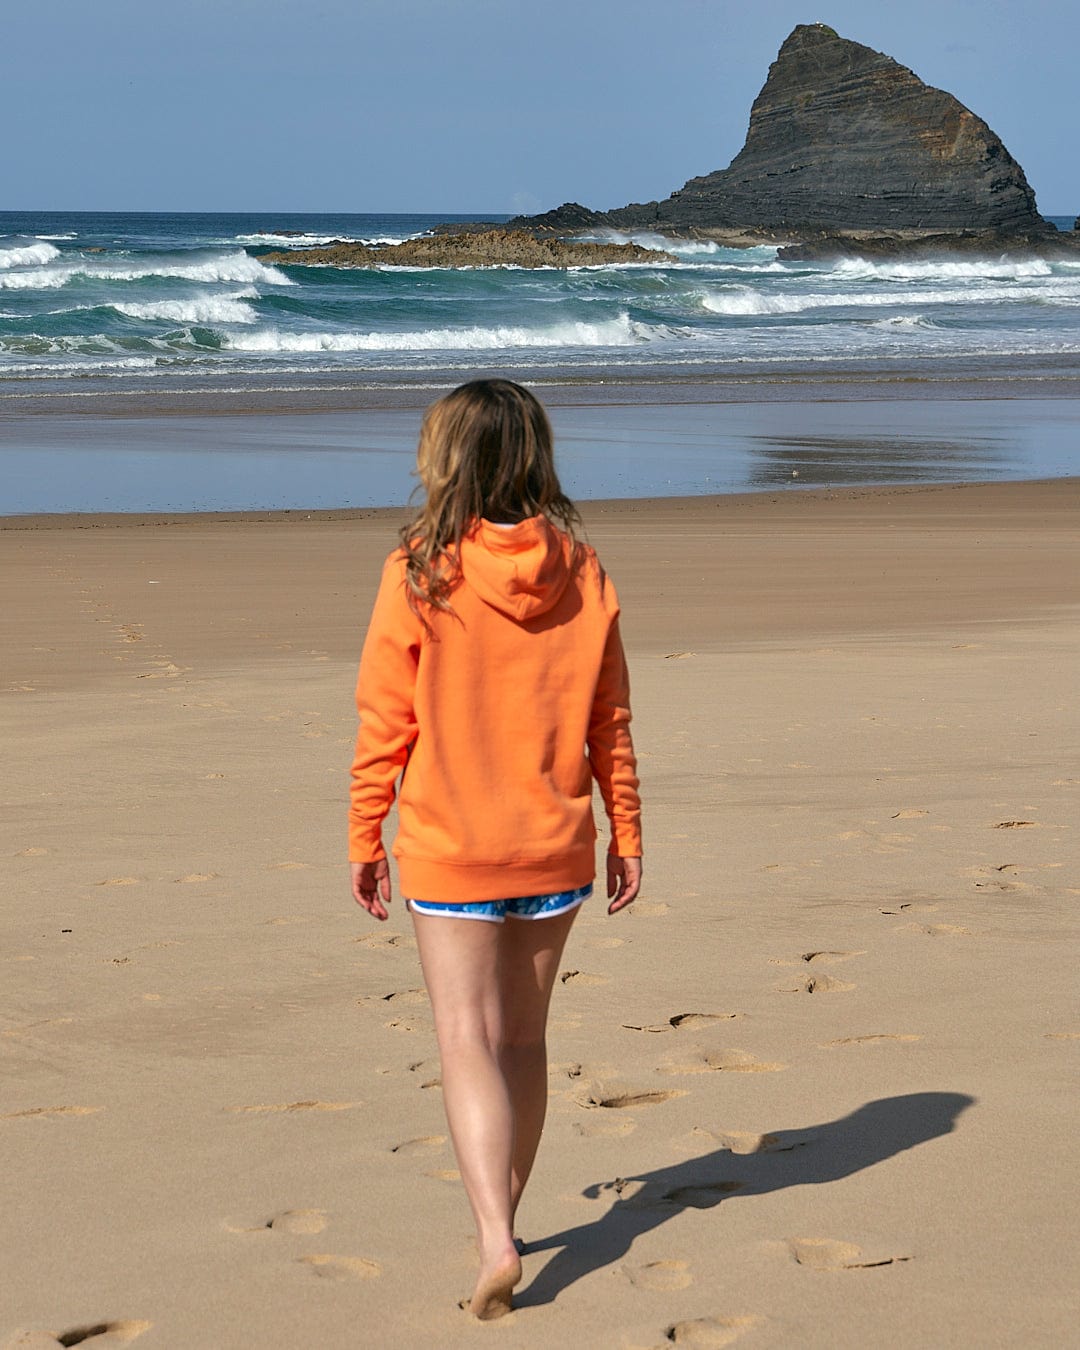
[{"xmin": 400, "ymin": 379, "xmax": 581, "ymax": 613}]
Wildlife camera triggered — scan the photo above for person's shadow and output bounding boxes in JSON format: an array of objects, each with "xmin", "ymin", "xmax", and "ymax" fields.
[{"xmin": 518, "ymin": 1091, "xmax": 974, "ymax": 1306}]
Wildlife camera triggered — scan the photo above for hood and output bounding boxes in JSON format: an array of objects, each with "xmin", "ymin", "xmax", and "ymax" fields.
[{"xmin": 458, "ymin": 516, "xmax": 575, "ymax": 621}]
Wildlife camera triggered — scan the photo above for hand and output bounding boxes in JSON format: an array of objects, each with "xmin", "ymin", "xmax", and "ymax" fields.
[
  {"xmin": 351, "ymin": 858, "xmax": 391, "ymax": 921},
  {"xmin": 607, "ymin": 855, "xmax": 642, "ymax": 914}
]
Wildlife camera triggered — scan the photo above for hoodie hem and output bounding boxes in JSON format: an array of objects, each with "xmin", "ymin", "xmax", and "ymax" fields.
[{"xmin": 398, "ymin": 847, "xmax": 596, "ymax": 904}]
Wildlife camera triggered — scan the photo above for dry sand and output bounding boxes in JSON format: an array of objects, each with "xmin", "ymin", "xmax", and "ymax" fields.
[{"xmin": 2, "ymin": 478, "xmax": 1078, "ymax": 1349}]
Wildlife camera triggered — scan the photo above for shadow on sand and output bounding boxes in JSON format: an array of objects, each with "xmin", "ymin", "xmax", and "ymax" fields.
[{"xmin": 519, "ymin": 1091, "xmax": 974, "ymax": 1307}]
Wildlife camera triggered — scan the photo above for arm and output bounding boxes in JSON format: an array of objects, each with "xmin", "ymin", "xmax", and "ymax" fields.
[
  {"xmin": 348, "ymin": 558, "xmax": 421, "ymax": 917},
  {"xmin": 587, "ymin": 608, "xmax": 643, "ymax": 913}
]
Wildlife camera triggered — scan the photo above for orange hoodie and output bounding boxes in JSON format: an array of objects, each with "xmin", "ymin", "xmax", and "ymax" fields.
[{"xmin": 348, "ymin": 515, "xmax": 641, "ymax": 902}]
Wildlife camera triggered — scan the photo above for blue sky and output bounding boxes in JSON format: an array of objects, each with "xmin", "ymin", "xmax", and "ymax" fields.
[{"xmin": 6, "ymin": 0, "xmax": 1076, "ymax": 214}]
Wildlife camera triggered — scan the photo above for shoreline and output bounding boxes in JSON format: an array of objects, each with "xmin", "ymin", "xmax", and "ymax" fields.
[
  {"xmin": 6, "ymin": 362, "xmax": 1080, "ymax": 419},
  {"xmin": 1, "ymin": 474, "xmax": 1077, "ymax": 532}
]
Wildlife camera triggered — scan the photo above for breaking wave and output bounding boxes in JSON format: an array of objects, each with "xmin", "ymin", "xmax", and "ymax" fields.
[
  {"xmin": 0, "ymin": 250, "xmax": 292, "ymax": 290},
  {"xmin": 0, "ymin": 237, "xmax": 62, "ymax": 269},
  {"xmin": 829, "ymin": 256, "xmax": 1056, "ymax": 282},
  {"xmin": 111, "ymin": 292, "xmax": 260, "ymax": 324},
  {"xmin": 223, "ymin": 313, "xmax": 670, "ymax": 353}
]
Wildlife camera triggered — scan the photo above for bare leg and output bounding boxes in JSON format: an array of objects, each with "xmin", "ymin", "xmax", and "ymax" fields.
[
  {"xmin": 410, "ymin": 912, "xmax": 521, "ymax": 1319},
  {"xmin": 498, "ymin": 906, "xmax": 580, "ymax": 1228}
]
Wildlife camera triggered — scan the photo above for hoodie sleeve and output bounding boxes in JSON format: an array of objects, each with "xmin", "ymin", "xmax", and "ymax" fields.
[
  {"xmin": 587, "ymin": 583, "xmax": 642, "ymax": 858},
  {"xmin": 348, "ymin": 556, "xmax": 422, "ymax": 863}
]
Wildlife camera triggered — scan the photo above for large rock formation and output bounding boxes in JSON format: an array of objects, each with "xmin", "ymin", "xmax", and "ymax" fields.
[
  {"xmin": 254, "ymin": 230, "xmax": 673, "ymax": 269},
  {"xmin": 515, "ymin": 24, "xmax": 1050, "ymax": 238}
]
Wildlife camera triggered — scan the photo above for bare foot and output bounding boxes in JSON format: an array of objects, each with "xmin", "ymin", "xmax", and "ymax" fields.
[{"xmin": 469, "ymin": 1248, "xmax": 522, "ymax": 1320}]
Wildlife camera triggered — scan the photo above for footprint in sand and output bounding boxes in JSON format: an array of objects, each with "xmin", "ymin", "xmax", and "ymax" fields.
[
  {"xmin": 659, "ymin": 1314, "xmax": 763, "ymax": 1347},
  {"xmin": 621, "ymin": 1259, "xmax": 692, "ymax": 1291},
  {"xmin": 572, "ymin": 1116, "xmax": 637, "ymax": 1138},
  {"xmin": 627, "ymin": 900, "xmax": 669, "ymax": 917},
  {"xmin": 577, "ymin": 1086, "xmax": 686, "ymax": 1110},
  {"xmin": 359, "ymin": 988, "xmax": 429, "ymax": 1008},
  {"xmin": 1044, "ymin": 1032, "xmax": 1080, "ymax": 1040},
  {"xmin": 269, "ymin": 861, "xmax": 309, "ymax": 871},
  {"xmin": 95, "ymin": 877, "xmax": 139, "ymax": 887},
  {"xmin": 391, "ymin": 1135, "xmax": 446, "ymax": 1156},
  {"xmin": 890, "ymin": 809, "xmax": 929, "ymax": 819},
  {"xmin": 624, "ymin": 1012, "xmax": 743, "ymax": 1034},
  {"xmin": 226, "ymin": 1101, "xmax": 361, "ymax": 1115},
  {"xmin": 779, "ymin": 974, "xmax": 855, "ymax": 994},
  {"xmin": 7, "ymin": 1322, "xmax": 152, "ymax": 1347},
  {"xmin": 789, "ymin": 1238, "xmax": 912, "ymax": 1271},
  {"xmin": 662, "ymin": 1050, "xmax": 787, "ymax": 1075},
  {"xmin": 226, "ymin": 1209, "xmax": 328, "ymax": 1235},
  {"xmin": 16, "ymin": 847, "xmax": 48, "ymax": 857},
  {"xmin": 687, "ymin": 1128, "xmax": 810, "ymax": 1156},
  {"xmin": 825, "ymin": 1034, "xmax": 921, "ymax": 1048},
  {"xmin": 297, "ymin": 1254, "xmax": 381, "ymax": 1281},
  {"xmin": 993, "ymin": 820, "xmax": 1037, "ymax": 830},
  {"xmin": 173, "ymin": 873, "xmax": 217, "ymax": 884},
  {"xmin": 353, "ymin": 931, "xmax": 412, "ymax": 948},
  {"xmin": 135, "ymin": 661, "xmax": 183, "ymax": 680},
  {"xmin": 769, "ymin": 951, "xmax": 862, "ymax": 969},
  {"xmin": 2, "ymin": 1105, "xmax": 103, "ymax": 1121},
  {"xmin": 800, "ymin": 950, "xmax": 863, "ymax": 965},
  {"xmin": 268, "ymin": 1210, "xmax": 328, "ymax": 1234},
  {"xmin": 898, "ymin": 923, "xmax": 972, "ymax": 938},
  {"xmin": 559, "ymin": 970, "xmax": 609, "ymax": 987}
]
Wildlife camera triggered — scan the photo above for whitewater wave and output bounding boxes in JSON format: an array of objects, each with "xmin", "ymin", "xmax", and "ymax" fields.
[
  {"xmin": 111, "ymin": 292, "xmax": 259, "ymax": 324},
  {"xmin": 829, "ymin": 256, "xmax": 1056, "ymax": 282},
  {"xmin": 224, "ymin": 312, "xmax": 671, "ymax": 353},
  {"xmin": 867, "ymin": 314, "xmax": 940, "ymax": 330},
  {"xmin": 596, "ymin": 229, "xmax": 785, "ymax": 264},
  {"xmin": 0, "ymin": 355, "xmax": 162, "ymax": 374},
  {"xmin": 0, "ymin": 331, "xmax": 205, "ymax": 356},
  {"xmin": 700, "ymin": 287, "xmax": 807, "ymax": 316},
  {"xmin": 236, "ymin": 231, "xmax": 418, "ymax": 248},
  {"xmin": 0, "ymin": 250, "xmax": 293, "ymax": 290},
  {"xmin": 700, "ymin": 277, "xmax": 1080, "ymax": 317},
  {"xmin": 0, "ymin": 238, "xmax": 62, "ymax": 269}
]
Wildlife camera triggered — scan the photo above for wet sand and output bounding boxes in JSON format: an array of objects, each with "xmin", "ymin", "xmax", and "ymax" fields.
[{"xmin": 2, "ymin": 478, "xmax": 1079, "ymax": 1348}]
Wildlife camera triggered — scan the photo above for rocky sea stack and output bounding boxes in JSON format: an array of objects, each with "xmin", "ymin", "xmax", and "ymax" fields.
[
  {"xmin": 516, "ymin": 24, "xmax": 1054, "ymax": 243},
  {"xmin": 255, "ymin": 230, "xmax": 673, "ymax": 269}
]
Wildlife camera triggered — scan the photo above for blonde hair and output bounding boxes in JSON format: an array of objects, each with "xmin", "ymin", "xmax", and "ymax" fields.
[{"xmin": 400, "ymin": 379, "xmax": 581, "ymax": 613}]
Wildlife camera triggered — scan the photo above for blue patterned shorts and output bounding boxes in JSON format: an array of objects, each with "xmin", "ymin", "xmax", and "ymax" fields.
[{"xmin": 406, "ymin": 883, "xmax": 592, "ymax": 924}]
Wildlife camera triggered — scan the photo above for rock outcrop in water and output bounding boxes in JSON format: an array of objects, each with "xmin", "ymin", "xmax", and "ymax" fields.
[
  {"xmin": 514, "ymin": 24, "xmax": 1051, "ymax": 240},
  {"xmin": 255, "ymin": 230, "xmax": 673, "ymax": 269}
]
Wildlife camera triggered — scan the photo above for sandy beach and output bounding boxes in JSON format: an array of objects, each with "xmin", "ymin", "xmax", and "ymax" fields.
[{"xmin": 3, "ymin": 477, "xmax": 1079, "ymax": 1349}]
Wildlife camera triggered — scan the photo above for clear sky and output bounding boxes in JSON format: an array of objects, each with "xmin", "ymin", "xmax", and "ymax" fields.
[{"xmin": 5, "ymin": 0, "xmax": 1076, "ymax": 216}]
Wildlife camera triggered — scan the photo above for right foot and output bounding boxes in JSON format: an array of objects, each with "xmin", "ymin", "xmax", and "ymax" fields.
[{"xmin": 468, "ymin": 1249, "xmax": 522, "ymax": 1321}]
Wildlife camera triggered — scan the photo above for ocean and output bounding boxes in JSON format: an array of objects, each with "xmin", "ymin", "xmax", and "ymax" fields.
[{"xmin": 2, "ymin": 210, "xmax": 1079, "ymax": 512}]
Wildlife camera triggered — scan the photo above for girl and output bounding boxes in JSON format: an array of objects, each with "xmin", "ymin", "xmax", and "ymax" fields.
[{"xmin": 348, "ymin": 379, "xmax": 642, "ymax": 1320}]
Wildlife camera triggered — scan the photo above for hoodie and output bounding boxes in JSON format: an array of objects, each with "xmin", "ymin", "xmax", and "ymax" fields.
[{"xmin": 349, "ymin": 516, "xmax": 641, "ymax": 902}]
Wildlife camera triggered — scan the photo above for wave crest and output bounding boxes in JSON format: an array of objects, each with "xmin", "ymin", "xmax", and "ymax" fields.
[
  {"xmin": 0, "ymin": 238, "xmax": 62, "ymax": 269},
  {"xmin": 223, "ymin": 312, "xmax": 669, "ymax": 353},
  {"xmin": 0, "ymin": 250, "xmax": 293, "ymax": 291}
]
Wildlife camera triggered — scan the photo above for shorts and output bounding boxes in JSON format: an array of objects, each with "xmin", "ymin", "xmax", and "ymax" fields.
[{"xmin": 406, "ymin": 883, "xmax": 592, "ymax": 924}]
